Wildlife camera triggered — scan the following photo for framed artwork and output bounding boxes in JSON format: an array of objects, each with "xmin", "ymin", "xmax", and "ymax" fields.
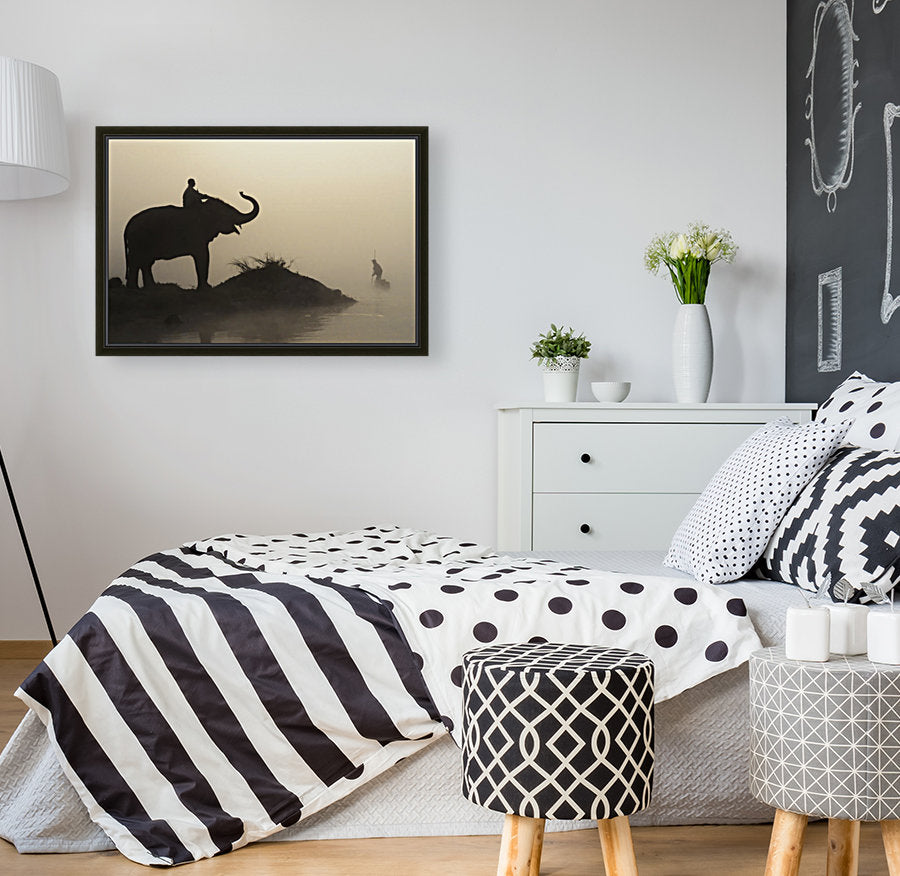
[{"xmin": 96, "ymin": 126, "xmax": 428, "ymax": 355}]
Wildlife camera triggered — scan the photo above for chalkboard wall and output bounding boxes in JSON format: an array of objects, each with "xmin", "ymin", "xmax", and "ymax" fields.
[{"xmin": 787, "ymin": 0, "xmax": 900, "ymax": 402}]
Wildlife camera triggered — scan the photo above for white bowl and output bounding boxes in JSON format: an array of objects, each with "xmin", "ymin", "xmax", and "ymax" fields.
[{"xmin": 591, "ymin": 381, "xmax": 631, "ymax": 403}]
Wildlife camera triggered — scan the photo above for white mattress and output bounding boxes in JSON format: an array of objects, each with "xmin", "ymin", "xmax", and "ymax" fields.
[{"xmin": 0, "ymin": 551, "xmax": 800, "ymax": 852}]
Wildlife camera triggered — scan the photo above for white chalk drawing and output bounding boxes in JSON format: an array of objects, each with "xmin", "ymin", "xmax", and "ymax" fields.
[
  {"xmin": 880, "ymin": 104, "xmax": 900, "ymax": 323},
  {"xmin": 817, "ymin": 268, "xmax": 843, "ymax": 371},
  {"xmin": 874, "ymin": 0, "xmax": 894, "ymax": 13},
  {"xmin": 805, "ymin": 0, "xmax": 860, "ymax": 212}
]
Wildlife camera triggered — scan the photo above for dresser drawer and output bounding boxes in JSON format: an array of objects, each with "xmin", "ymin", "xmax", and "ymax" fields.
[
  {"xmin": 532, "ymin": 493, "xmax": 697, "ymax": 551},
  {"xmin": 532, "ymin": 422, "xmax": 757, "ymax": 494}
]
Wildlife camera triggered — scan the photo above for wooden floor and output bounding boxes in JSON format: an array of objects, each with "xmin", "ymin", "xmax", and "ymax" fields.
[{"xmin": 0, "ymin": 643, "xmax": 893, "ymax": 874}]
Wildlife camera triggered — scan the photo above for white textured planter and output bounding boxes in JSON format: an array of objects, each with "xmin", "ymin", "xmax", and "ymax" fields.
[
  {"xmin": 672, "ymin": 304, "xmax": 713, "ymax": 403},
  {"xmin": 540, "ymin": 356, "xmax": 581, "ymax": 402}
]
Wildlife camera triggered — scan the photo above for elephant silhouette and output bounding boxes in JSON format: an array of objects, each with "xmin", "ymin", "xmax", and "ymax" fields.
[{"xmin": 124, "ymin": 191, "xmax": 260, "ymax": 290}]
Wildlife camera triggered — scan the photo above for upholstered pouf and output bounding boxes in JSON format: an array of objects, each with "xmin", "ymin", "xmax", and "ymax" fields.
[
  {"xmin": 750, "ymin": 647, "xmax": 900, "ymax": 876},
  {"xmin": 461, "ymin": 642, "xmax": 654, "ymax": 876}
]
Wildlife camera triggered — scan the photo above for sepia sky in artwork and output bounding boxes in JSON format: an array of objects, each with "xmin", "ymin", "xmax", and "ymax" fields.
[{"xmin": 106, "ymin": 136, "xmax": 417, "ymax": 299}]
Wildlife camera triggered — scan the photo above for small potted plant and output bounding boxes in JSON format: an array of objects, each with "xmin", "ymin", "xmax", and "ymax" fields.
[{"xmin": 530, "ymin": 323, "xmax": 592, "ymax": 402}]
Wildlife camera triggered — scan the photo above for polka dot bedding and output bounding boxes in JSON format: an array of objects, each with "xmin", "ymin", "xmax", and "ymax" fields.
[
  {"xmin": 189, "ymin": 526, "xmax": 762, "ymax": 745},
  {"xmin": 188, "ymin": 526, "xmax": 497, "ymax": 571}
]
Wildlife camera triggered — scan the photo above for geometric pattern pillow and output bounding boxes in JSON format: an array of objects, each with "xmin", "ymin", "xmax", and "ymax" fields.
[
  {"xmin": 664, "ymin": 417, "xmax": 851, "ymax": 585},
  {"xmin": 756, "ymin": 447, "xmax": 900, "ymax": 602},
  {"xmin": 816, "ymin": 371, "xmax": 900, "ymax": 450}
]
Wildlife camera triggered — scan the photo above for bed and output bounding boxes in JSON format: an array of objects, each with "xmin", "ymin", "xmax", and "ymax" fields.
[
  {"xmin": 0, "ymin": 531, "xmax": 768, "ymax": 865},
  {"xmin": 3, "ymin": 372, "xmax": 900, "ymax": 866}
]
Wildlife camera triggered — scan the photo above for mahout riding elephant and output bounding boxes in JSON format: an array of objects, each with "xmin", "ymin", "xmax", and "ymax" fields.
[{"xmin": 124, "ymin": 192, "xmax": 260, "ymax": 289}]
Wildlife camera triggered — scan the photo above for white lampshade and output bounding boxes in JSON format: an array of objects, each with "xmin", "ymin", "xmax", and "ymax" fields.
[{"xmin": 0, "ymin": 57, "xmax": 69, "ymax": 200}]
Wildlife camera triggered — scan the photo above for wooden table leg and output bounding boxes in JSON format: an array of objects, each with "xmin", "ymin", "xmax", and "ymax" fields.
[
  {"xmin": 496, "ymin": 813, "xmax": 544, "ymax": 876},
  {"xmin": 765, "ymin": 809, "xmax": 808, "ymax": 876},
  {"xmin": 882, "ymin": 820, "xmax": 900, "ymax": 876},
  {"xmin": 597, "ymin": 815, "xmax": 639, "ymax": 876},
  {"xmin": 826, "ymin": 819, "xmax": 859, "ymax": 876}
]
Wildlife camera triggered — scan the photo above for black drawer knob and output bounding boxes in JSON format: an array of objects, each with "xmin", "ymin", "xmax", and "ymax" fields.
[
  {"xmin": 580, "ymin": 453, "xmax": 591, "ymax": 463},
  {"xmin": 580, "ymin": 523, "xmax": 591, "ymax": 534}
]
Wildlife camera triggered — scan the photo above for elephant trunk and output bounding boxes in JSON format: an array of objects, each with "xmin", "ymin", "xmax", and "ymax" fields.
[{"xmin": 235, "ymin": 192, "xmax": 259, "ymax": 225}]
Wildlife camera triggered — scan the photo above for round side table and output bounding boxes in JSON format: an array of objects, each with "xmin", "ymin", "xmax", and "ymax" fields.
[{"xmin": 749, "ymin": 647, "xmax": 900, "ymax": 876}]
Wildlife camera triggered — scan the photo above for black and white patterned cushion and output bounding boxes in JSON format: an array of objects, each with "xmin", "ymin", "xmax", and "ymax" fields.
[
  {"xmin": 817, "ymin": 371, "xmax": 900, "ymax": 450},
  {"xmin": 461, "ymin": 643, "xmax": 654, "ymax": 821},
  {"xmin": 757, "ymin": 447, "xmax": 900, "ymax": 602},
  {"xmin": 664, "ymin": 418, "xmax": 850, "ymax": 584}
]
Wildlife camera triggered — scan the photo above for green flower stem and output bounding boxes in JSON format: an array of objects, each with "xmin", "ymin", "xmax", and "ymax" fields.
[
  {"xmin": 663, "ymin": 255, "xmax": 712, "ymax": 304},
  {"xmin": 666, "ymin": 263, "xmax": 680, "ymax": 302}
]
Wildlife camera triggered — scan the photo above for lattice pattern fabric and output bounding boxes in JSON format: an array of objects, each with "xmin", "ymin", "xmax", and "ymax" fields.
[
  {"xmin": 750, "ymin": 648, "xmax": 900, "ymax": 821},
  {"xmin": 461, "ymin": 643, "xmax": 654, "ymax": 821}
]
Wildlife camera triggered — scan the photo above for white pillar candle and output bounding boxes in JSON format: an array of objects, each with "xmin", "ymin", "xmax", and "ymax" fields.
[
  {"xmin": 868, "ymin": 610, "xmax": 900, "ymax": 664},
  {"xmin": 785, "ymin": 606, "xmax": 830, "ymax": 662},
  {"xmin": 828, "ymin": 604, "xmax": 869, "ymax": 655}
]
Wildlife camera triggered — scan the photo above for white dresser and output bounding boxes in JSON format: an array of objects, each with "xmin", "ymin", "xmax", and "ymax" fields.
[{"xmin": 497, "ymin": 403, "xmax": 817, "ymax": 551}]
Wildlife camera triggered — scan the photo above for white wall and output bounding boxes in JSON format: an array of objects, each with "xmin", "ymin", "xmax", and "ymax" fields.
[{"xmin": 0, "ymin": 0, "xmax": 787, "ymax": 638}]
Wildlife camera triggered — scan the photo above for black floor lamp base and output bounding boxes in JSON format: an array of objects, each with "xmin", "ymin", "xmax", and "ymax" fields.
[{"xmin": 0, "ymin": 446, "xmax": 57, "ymax": 646}]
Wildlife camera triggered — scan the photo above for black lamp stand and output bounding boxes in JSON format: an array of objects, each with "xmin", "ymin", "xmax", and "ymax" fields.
[{"xmin": 0, "ymin": 447, "xmax": 56, "ymax": 646}]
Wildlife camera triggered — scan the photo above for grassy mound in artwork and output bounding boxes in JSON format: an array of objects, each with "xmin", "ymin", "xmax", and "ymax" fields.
[
  {"xmin": 218, "ymin": 255, "xmax": 356, "ymax": 305},
  {"xmin": 105, "ymin": 255, "xmax": 356, "ymax": 345}
]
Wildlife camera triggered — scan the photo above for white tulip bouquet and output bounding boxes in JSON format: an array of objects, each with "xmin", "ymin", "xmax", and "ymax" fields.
[{"xmin": 643, "ymin": 221, "xmax": 738, "ymax": 304}]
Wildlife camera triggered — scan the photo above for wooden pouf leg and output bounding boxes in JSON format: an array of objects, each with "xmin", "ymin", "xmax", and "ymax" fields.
[
  {"xmin": 765, "ymin": 809, "xmax": 808, "ymax": 876},
  {"xmin": 497, "ymin": 813, "xmax": 544, "ymax": 876},
  {"xmin": 597, "ymin": 815, "xmax": 639, "ymax": 876},
  {"xmin": 882, "ymin": 820, "xmax": 900, "ymax": 876},
  {"xmin": 826, "ymin": 819, "xmax": 859, "ymax": 876}
]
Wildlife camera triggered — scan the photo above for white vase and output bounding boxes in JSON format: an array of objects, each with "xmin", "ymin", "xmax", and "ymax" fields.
[
  {"xmin": 672, "ymin": 303, "xmax": 713, "ymax": 403},
  {"xmin": 540, "ymin": 356, "xmax": 581, "ymax": 402}
]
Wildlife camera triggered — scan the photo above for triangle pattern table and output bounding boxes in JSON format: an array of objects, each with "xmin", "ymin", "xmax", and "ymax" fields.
[{"xmin": 750, "ymin": 647, "xmax": 900, "ymax": 875}]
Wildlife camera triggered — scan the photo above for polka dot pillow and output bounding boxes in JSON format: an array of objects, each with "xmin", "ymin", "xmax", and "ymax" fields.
[
  {"xmin": 664, "ymin": 417, "xmax": 850, "ymax": 584},
  {"xmin": 817, "ymin": 371, "xmax": 900, "ymax": 450}
]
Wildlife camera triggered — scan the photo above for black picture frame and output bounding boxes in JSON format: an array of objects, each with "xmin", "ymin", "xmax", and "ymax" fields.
[{"xmin": 96, "ymin": 126, "xmax": 428, "ymax": 355}]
